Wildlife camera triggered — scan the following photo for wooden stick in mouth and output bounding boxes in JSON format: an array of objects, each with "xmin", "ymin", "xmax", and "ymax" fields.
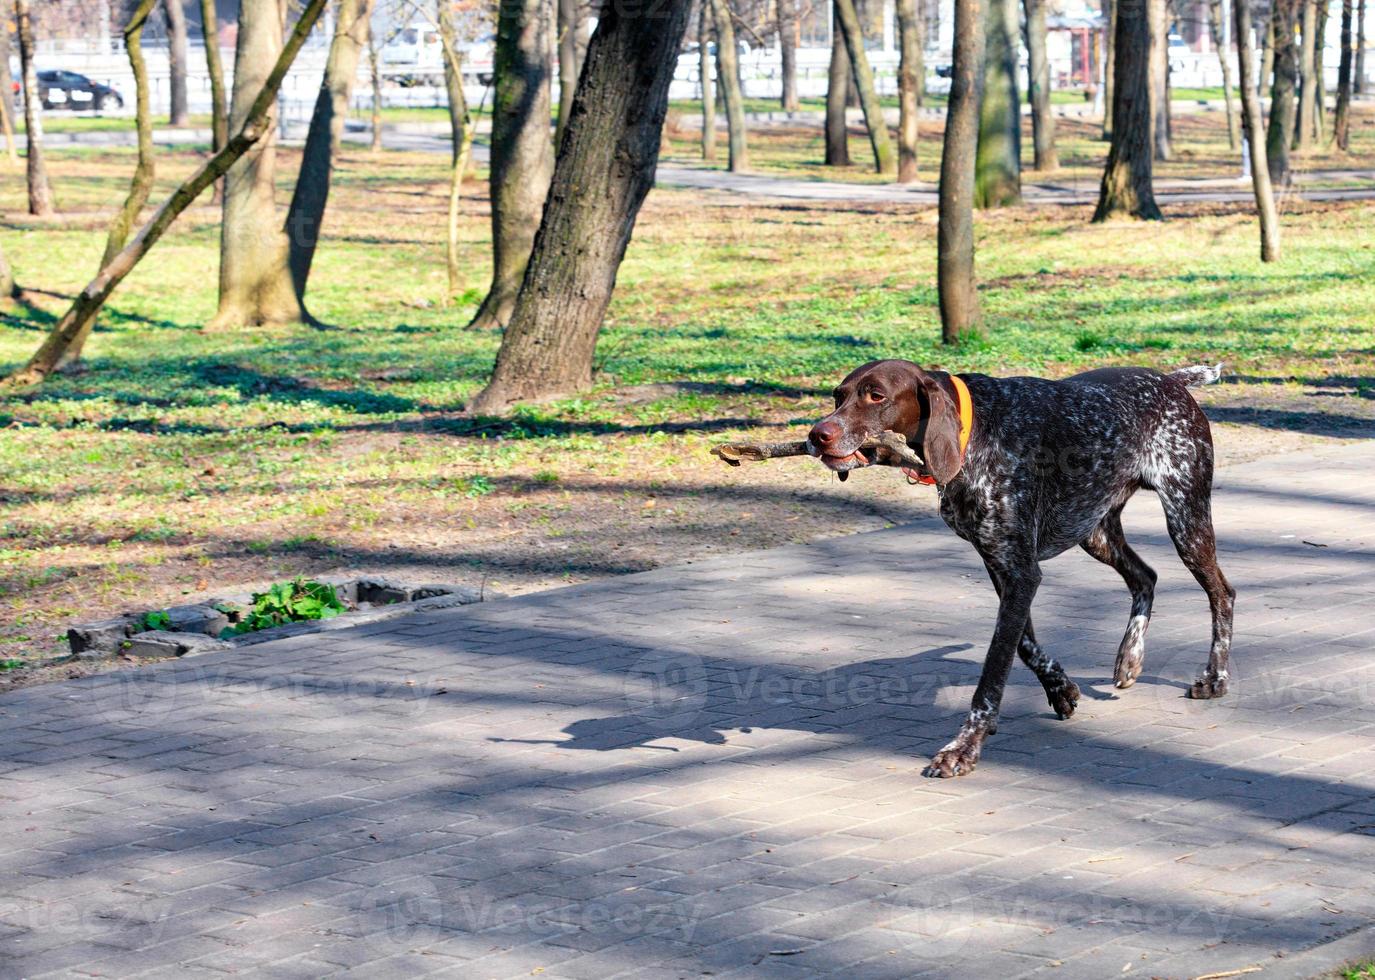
[{"xmin": 711, "ymin": 431, "xmax": 927, "ymax": 470}]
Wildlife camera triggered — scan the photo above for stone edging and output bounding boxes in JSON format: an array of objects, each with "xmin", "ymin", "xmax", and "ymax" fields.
[{"xmin": 66, "ymin": 576, "xmax": 502, "ymax": 661}]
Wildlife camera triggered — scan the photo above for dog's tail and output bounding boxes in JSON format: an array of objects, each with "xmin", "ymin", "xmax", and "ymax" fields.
[{"xmin": 1171, "ymin": 363, "xmax": 1224, "ymax": 388}]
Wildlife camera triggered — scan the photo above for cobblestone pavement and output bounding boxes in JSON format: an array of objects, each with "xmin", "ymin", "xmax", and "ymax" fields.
[{"xmin": 2, "ymin": 441, "xmax": 1373, "ymax": 979}]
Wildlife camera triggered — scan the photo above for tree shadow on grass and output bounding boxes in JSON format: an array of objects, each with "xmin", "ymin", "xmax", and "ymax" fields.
[
  {"xmin": 1224, "ymin": 373, "xmax": 1375, "ymax": 397},
  {"xmin": 184, "ymin": 363, "xmax": 422, "ymax": 415},
  {"xmin": 0, "ymin": 409, "xmax": 799, "ymax": 440},
  {"xmin": 1205, "ymin": 405, "xmax": 1375, "ymax": 436},
  {"xmin": 0, "ymin": 290, "xmax": 60, "ymax": 330},
  {"xmin": 1, "ymin": 355, "xmax": 810, "ymax": 438}
]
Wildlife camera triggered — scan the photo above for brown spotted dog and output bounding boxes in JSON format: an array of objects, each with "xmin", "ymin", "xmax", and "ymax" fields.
[{"xmin": 808, "ymin": 360, "xmax": 1235, "ymax": 778}]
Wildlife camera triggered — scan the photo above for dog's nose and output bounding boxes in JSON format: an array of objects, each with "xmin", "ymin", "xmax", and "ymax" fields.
[{"xmin": 810, "ymin": 420, "xmax": 842, "ymax": 449}]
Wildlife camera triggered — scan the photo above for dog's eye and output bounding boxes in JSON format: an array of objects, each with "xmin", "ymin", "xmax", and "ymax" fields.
[{"xmin": 866, "ymin": 390, "xmax": 885, "ymax": 403}]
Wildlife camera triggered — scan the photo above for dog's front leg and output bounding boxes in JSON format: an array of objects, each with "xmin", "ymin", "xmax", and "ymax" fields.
[{"xmin": 924, "ymin": 560, "xmax": 1042, "ymax": 778}]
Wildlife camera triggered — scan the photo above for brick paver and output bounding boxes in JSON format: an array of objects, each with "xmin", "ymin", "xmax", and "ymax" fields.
[{"xmin": 2, "ymin": 442, "xmax": 1374, "ymax": 979}]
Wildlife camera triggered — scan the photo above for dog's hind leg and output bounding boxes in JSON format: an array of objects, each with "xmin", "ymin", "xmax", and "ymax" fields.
[
  {"xmin": 1156, "ymin": 474, "xmax": 1235, "ymax": 699},
  {"xmin": 1081, "ymin": 508, "xmax": 1158, "ymax": 689},
  {"xmin": 986, "ymin": 564, "xmax": 1080, "ymax": 719}
]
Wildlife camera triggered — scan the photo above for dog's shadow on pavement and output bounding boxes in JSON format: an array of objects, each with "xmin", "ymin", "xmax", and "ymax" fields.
[{"xmin": 489, "ymin": 641, "xmax": 1124, "ymax": 754}]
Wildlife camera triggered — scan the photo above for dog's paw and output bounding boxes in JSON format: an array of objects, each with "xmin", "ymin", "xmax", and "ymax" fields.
[
  {"xmin": 1048, "ymin": 679, "xmax": 1080, "ymax": 719},
  {"xmin": 1114, "ymin": 649, "xmax": 1144, "ymax": 689},
  {"xmin": 923, "ymin": 737, "xmax": 983, "ymax": 778},
  {"xmin": 1188, "ymin": 672, "xmax": 1228, "ymax": 699},
  {"xmin": 1114, "ymin": 617, "xmax": 1149, "ymax": 689}
]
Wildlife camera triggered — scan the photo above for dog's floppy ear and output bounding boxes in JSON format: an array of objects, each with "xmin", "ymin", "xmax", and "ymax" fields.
[{"xmin": 914, "ymin": 371, "xmax": 964, "ymax": 485}]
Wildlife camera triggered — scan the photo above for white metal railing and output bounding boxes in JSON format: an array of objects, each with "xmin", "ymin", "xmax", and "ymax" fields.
[{"xmin": 15, "ymin": 35, "xmax": 1375, "ymax": 118}]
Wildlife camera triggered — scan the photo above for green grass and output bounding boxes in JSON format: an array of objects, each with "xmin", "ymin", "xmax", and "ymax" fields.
[
  {"xmin": 17, "ymin": 106, "xmax": 478, "ymax": 135},
  {"xmin": 0, "ymin": 126, "xmax": 1372, "ymax": 665},
  {"xmin": 1343, "ymin": 963, "xmax": 1375, "ymax": 980},
  {"xmin": 14, "ymin": 112, "xmax": 215, "ymax": 134},
  {"xmin": 370, "ymin": 105, "xmax": 494, "ymax": 123},
  {"xmin": 1171, "ymin": 86, "xmax": 1231, "ymax": 101}
]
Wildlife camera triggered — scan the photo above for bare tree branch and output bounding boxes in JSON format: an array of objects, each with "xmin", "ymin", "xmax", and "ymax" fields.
[{"xmin": 712, "ymin": 431, "xmax": 928, "ymax": 470}]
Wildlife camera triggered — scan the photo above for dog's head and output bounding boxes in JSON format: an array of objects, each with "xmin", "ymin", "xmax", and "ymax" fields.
[{"xmin": 808, "ymin": 359, "xmax": 964, "ymax": 483}]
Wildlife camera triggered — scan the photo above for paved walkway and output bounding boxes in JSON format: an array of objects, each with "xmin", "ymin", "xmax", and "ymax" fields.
[
  {"xmin": 651, "ymin": 165, "xmax": 1375, "ymax": 207},
  {"xmin": 32, "ymin": 126, "xmax": 1375, "ymax": 207},
  {"xmin": 2, "ymin": 440, "xmax": 1374, "ymax": 978}
]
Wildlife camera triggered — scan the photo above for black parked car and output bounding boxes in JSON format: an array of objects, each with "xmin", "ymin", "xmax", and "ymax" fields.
[{"xmin": 36, "ymin": 70, "xmax": 124, "ymax": 112}]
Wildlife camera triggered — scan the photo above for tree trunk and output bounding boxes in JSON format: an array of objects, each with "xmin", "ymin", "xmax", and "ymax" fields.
[
  {"xmin": 59, "ymin": 0, "xmax": 160, "ymax": 368},
  {"xmin": 447, "ymin": 98, "xmax": 479, "ymax": 299},
  {"xmin": 1357, "ymin": 0, "xmax": 1367, "ymax": 93},
  {"xmin": 432, "ymin": 13, "xmax": 479, "ymax": 298},
  {"xmin": 0, "ymin": 240, "xmax": 14, "ymax": 302},
  {"xmin": 1102, "ymin": 0, "xmax": 1116, "ymax": 139},
  {"xmin": 1163, "ymin": 32, "xmax": 1174, "ymax": 149},
  {"xmin": 444, "ymin": 45, "xmax": 481, "ymax": 299},
  {"xmin": 368, "ymin": 24, "xmax": 384, "ymax": 152},
  {"xmin": 938, "ymin": 0, "xmax": 986, "ymax": 342},
  {"xmin": 0, "ymin": 29, "xmax": 18, "ymax": 164},
  {"xmin": 1296, "ymin": 0, "xmax": 1317, "ymax": 148},
  {"xmin": 1315, "ymin": 0, "xmax": 1329, "ymax": 139},
  {"xmin": 916, "ymin": 0, "xmax": 927, "ymax": 106},
  {"xmin": 557, "ymin": 0, "xmax": 580, "ymax": 145},
  {"xmin": 467, "ymin": 0, "xmax": 555, "ymax": 331},
  {"xmin": 6, "ymin": 0, "xmax": 328, "ymax": 387},
  {"xmin": 15, "ymin": 0, "xmax": 55, "ymax": 217},
  {"xmin": 438, "ymin": 0, "xmax": 468, "ymax": 166},
  {"xmin": 1260, "ymin": 10, "xmax": 1275, "ymax": 93},
  {"xmin": 1208, "ymin": 0, "xmax": 1239, "ymax": 149},
  {"xmin": 0, "ymin": 95, "xmax": 14, "ymax": 166},
  {"xmin": 1267, "ymin": 0, "xmax": 1299, "ymax": 184},
  {"xmin": 700, "ymin": 4, "xmax": 717, "ymax": 160},
  {"xmin": 833, "ymin": 0, "xmax": 896, "ymax": 173},
  {"xmin": 200, "ymin": 0, "xmax": 228, "ymax": 149},
  {"xmin": 1333, "ymin": 0, "xmax": 1353, "ymax": 149},
  {"xmin": 896, "ymin": 0, "xmax": 921, "ymax": 182},
  {"xmin": 1150, "ymin": 0, "xmax": 1171, "ymax": 160},
  {"xmin": 976, "ymin": 0, "xmax": 1021, "ymax": 205},
  {"xmin": 778, "ymin": 0, "xmax": 799, "ymax": 110},
  {"xmin": 284, "ymin": 0, "xmax": 375, "ymax": 308},
  {"xmin": 468, "ymin": 0, "xmax": 693, "ymax": 412},
  {"xmin": 165, "ymin": 0, "xmax": 190, "ymax": 126},
  {"xmin": 1093, "ymin": 0, "xmax": 1162, "ymax": 220},
  {"xmin": 825, "ymin": 12, "xmax": 852, "ymax": 165},
  {"xmin": 1234, "ymin": 0, "xmax": 1281, "ymax": 260},
  {"xmin": 199, "ymin": 0, "xmax": 228, "ymax": 201},
  {"xmin": 711, "ymin": 0, "xmax": 749, "ymax": 171},
  {"xmin": 1024, "ymin": 0, "xmax": 1057, "ymax": 171},
  {"xmin": 210, "ymin": 0, "xmax": 301, "ymax": 329},
  {"xmin": 101, "ymin": 0, "xmax": 158, "ymax": 270}
]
